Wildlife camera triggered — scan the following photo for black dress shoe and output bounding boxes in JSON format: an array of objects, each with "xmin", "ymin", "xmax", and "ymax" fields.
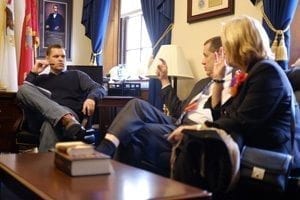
[
  {"xmin": 63, "ymin": 123, "xmax": 86, "ymax": 141},
  {"xmin": 63, "ymin": 123, "xmax": 96, "ymax": 144}
]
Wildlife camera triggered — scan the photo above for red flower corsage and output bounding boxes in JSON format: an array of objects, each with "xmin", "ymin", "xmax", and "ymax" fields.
[{"xmin": 230, "ymin": 70, "xmax": 248, "ymax": 96}]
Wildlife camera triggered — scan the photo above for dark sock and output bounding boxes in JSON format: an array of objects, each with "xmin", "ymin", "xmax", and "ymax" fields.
[{"xmin": 96, "ymin": 139, "xmax": 116, "ymax": 157}]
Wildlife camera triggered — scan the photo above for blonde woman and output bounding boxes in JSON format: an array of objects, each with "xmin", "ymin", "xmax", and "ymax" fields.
[{"xmin": 170, "ymin": 16, "xmax": 300, "ymax": 195}]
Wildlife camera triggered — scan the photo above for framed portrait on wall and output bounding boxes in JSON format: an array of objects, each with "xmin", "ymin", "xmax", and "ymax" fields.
[{"xmin": 38, "ymin": 0, "xmax": 72, "ymax": 60}]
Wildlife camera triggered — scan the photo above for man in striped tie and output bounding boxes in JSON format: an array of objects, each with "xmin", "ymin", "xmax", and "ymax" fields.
[{"xmin": 96, "ymin": 36, "xmax": 233, "ymax": 175}]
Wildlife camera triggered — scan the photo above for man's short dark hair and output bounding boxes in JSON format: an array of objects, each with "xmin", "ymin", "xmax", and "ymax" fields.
[
  {"xmin": 204, "ymin": 36, "xmax": 222, "ymax": 53},
  {"xmin": 46, "ymin": 44, "xmax": 63, "ymax": 56}
]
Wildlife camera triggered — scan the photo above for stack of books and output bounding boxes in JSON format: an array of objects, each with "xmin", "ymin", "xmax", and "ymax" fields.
[{"xmin": 54, "ymin": 141, "xmax": 112, "ymax": 176}]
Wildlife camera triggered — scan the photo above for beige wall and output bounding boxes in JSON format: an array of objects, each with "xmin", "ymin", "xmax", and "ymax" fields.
[
  {"xmin": 71, "ymin": 0, "xmax": 91, "ymax": 65},
  {"xmin": 14, "ymin": 1, "xmax": 261, "ymax": 98},
  {"xmin": 173, "ymin": 1, "xmax": 261, "ymax": 98}
]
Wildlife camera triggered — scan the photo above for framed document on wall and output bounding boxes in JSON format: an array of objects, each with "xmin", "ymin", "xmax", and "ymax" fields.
[
  {"xmin": 187, "ymin": 0, "xmax": 234, "ymax": 23},
  {"xmin": 38, "ymin": 0, "xmax": 72, "ymax": 60}
]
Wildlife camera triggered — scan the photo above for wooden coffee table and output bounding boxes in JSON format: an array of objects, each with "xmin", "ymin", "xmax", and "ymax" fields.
[{"xmin": 0, "ymin": 153, "xmax": 211, "ymax": 199}]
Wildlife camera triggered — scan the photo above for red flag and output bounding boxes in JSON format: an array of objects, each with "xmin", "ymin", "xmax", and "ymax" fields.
[{"xmin": 18, "ymin": 0, "xmax": 39, "ymax": 85}]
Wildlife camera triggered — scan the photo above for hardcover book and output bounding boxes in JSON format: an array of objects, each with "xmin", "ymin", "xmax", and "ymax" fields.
[
  {"xmin": 55, "ymin": 141, "xmax": 95, "ymax": 156},
  {"xmin": 54, "ymin": 150, "xmax": 112, "ymax": 176}
]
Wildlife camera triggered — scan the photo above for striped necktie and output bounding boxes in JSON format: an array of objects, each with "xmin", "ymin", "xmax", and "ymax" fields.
[{"xmin": 175, "ymin": 81, "xmax": 213, "ymax": 125}]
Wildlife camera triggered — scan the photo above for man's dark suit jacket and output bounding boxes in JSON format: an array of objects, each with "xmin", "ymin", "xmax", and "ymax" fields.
[{"xmin": 160, "ymin": 77, "xmax": 211, "ymax": 120}]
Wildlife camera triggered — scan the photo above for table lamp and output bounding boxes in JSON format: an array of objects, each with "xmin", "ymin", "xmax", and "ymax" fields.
[{"xmin": 147, "ymin": 44, "xmax": 194, "ymax": 93}]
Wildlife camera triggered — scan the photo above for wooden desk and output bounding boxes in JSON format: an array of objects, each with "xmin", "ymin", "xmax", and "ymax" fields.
[
  {"xmin": 0, "ymin": 153, "xmax": 211, "ymax": 200},
  {"xmin": 97, "ymin": 96, "xmax": 134, "ymax": 135}
]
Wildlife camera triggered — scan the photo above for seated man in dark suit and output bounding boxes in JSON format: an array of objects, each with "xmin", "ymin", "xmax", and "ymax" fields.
[
  {"xmin": 96, "ymin": 36, "xmax": 233, "ymax": 174},
  {"xmin": 17, "ymin": 44, "xmax": 107, "ymax": 152}
]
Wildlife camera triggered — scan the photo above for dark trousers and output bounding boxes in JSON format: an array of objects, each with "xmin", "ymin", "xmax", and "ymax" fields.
[{"xmin": 109, "ymin": 98, "xmax": 176, "ymax": 175}]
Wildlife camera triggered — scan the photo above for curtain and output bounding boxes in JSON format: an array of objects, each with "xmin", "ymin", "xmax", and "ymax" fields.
[
  {"xmin": 81, "ymin": 0, "xmax": 111, "ymax": 65},
  {"xmin": 262, "ymin": 0, "xmax": 298, "ymax": 70},
  {"xmin": 141, "ymin": 0, "xmax": 174, "ymax": 109}
]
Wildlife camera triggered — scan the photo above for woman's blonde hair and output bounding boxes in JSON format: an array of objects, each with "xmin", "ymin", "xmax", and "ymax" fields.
[{"xmin": 221, "ymin": 15, "xmax": 274, "ymax": 69}]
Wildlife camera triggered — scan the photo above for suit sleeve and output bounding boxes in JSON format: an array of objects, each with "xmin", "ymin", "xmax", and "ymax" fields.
[
  {"xmin": 160, "ymin": 85, "xmax": 185, "ymax": 118},
  {"xmin": 214, "ymin": 63, "xmax": 286, "ymax": 134},
  {"xmin": 160, "ymin": 78, "xmax": 211, "ymax": 119}
]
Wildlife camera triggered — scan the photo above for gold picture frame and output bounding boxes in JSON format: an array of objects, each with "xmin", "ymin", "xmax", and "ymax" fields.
[{"xmin": 187, "ymin": 0, "xmax": 234, "ymax": 23}]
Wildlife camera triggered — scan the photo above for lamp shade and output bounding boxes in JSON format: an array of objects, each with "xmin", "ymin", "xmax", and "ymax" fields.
[{"xmin": 147, "ymin": 45, "xmax": 194, "ymax": 79}]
